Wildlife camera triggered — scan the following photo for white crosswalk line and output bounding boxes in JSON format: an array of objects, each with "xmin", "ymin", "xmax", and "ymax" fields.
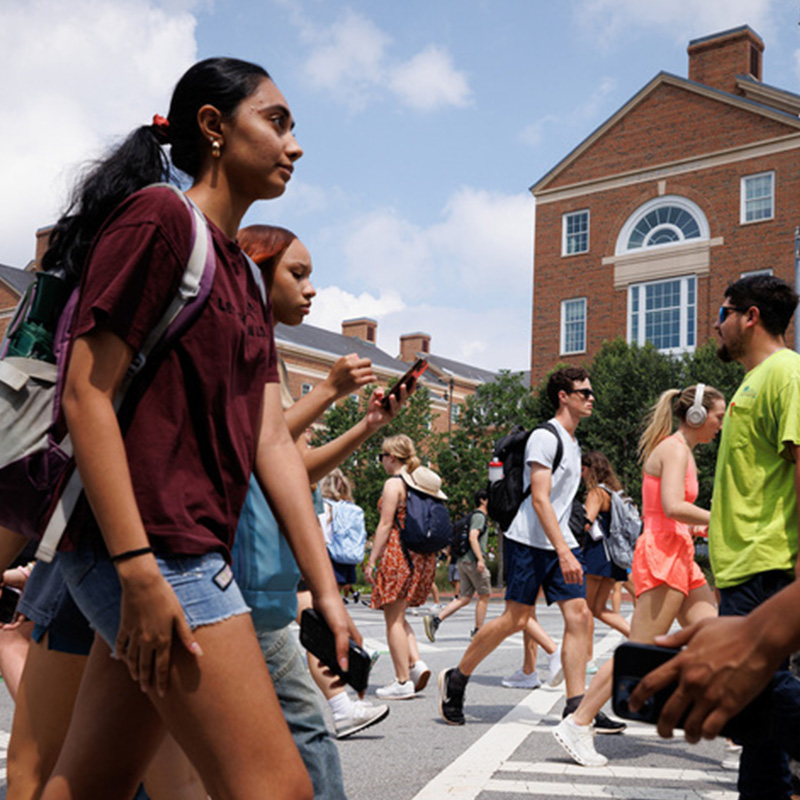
[{"xmin": 483, "ymin": 779, "xmax": 736, "ymax": 799}]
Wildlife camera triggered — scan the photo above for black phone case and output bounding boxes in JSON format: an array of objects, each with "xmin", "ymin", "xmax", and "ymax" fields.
[
  {"xmin": 381, "ymin": 358, "xmax": 427, "ymax": 410},
  {"xmin": 299, "ymin": 608, "xmax": 371, "ymax": 693},
  {"xmin": 0, "ymin": 586, "xmax": 21, "ymax": 624},
  {"xmin": 612, "ymin": 641, "xmax": 773, "ymax": 738}
]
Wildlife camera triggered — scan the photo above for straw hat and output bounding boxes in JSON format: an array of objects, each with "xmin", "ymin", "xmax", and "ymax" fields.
[{"xmin": 399, "ymin": 465, "xmax": 447, "ymax": 500}]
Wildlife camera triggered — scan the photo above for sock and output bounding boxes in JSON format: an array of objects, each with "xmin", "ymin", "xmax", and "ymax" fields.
[
  {"xmin": 434, "ymin": 615, "xmax": 441, "ymax": 624},
  {"xmin": 564, "ymin": 694, "xmax": 584, "ymax": 716},
  {"xmin": 328, "ymin": 691, "xmax": 353, "ymax": 719},
  {"xmin": 449, "ymin": 667, "xmax": 470, "ymax": 693}
]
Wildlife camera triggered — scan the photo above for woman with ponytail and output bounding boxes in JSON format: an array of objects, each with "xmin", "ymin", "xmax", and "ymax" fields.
[
  {"xmin": 25, "ymin": 57, "xmax": 352, "ymax": 800},
  {"xmin": 555, "ymin": 384, "xmax": 726, "ymax": 768},
  {"xmin": 366, "ymin": 434, "xmax": 438, "ymax": 700}
]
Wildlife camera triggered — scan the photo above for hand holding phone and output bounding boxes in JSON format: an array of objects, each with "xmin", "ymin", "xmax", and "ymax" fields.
[
  {"xmin": 300, "ymin": 608, "xmax": 372, "ymax": 693},
  {"xmin": 381, "ymin": 358, "xmax": 428, "ymax": 411}
]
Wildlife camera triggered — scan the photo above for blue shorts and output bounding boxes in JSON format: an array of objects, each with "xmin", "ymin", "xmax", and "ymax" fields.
[
  {"xmin": 58, "ymin": 537, "xmax": 250, "ymax": 652},
  {"xmin": 504, "ymin": 537, "xmax": 586, "ymax": 606}
]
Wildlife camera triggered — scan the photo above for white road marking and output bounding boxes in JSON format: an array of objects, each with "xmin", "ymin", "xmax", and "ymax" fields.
[{"xmin": 483, "ymin": 779, "xmax": 736, "ymax": 799}]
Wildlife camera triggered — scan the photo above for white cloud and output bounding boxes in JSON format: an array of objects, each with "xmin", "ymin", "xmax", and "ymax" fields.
[
  {"xmin": 388, "ymin": 45, "xmax": 472, "ymax": 111},
  {"xmin": 307, "ymin": 286, "xmax": 406, "ymax": 333},
  {"xmin": 294, "ymin": 8, "xmax": 471, "ymax": 112},
  {"xmin": 0, "ymin": 0, "xmax": 197, "ymax": 266},
  {"xmin": 574, "ymin": 0, "xmax": 775, "ymax": 45}
]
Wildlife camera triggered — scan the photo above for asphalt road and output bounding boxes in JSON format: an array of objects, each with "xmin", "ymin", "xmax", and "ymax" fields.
[{"xmin": 0, "ymin": 597, "xmax": 738, "ymax": 799}]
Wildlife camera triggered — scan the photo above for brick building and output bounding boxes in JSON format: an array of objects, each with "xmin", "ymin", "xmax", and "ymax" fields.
[
  {"xmin": 529, "ymin": 26, "xmax": 800, "ymax": 382},
  {"xmin": 0, "ymin": 264, "xmax": 35, "ymax": 340}
]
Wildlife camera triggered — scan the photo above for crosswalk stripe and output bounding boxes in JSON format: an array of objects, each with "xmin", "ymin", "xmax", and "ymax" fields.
[
  {"xmin": 483, "ymin": 778, "xmax": 737, "ymax": 799},
  {"xmin": 502, "ymin": 761, "xmax": 736, "ymax": 783}
]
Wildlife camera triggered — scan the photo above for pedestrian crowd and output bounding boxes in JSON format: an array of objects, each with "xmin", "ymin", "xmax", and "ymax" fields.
[{"xmin": 0, "ymin": 52, "xmax": 798, "ymax": 800}]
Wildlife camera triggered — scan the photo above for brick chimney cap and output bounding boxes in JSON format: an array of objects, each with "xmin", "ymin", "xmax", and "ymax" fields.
[
  {"xmin": 688, "ymin": 25, "xmax": 763, "ymax": 52},
  {"xmin": 400, "ymin": 331, "xmax": 431, "ymax": 339},
  {"xmin": 342, "ymin": 316, "xmax": 377, "ymax": 325}
]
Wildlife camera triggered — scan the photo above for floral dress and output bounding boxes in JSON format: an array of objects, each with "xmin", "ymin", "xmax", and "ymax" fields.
[{"xmin": 370, "ymin": 500, "xmax": 437, "ymax": 609}]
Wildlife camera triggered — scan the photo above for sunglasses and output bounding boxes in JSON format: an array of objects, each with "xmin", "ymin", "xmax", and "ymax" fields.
[
  {"xmin": 569, "ymin": 388, "xmax": 595, "ymax": 399},
  {"xmin": 718, "ymin": 305, "xmax": 749, "ymax": 324}
]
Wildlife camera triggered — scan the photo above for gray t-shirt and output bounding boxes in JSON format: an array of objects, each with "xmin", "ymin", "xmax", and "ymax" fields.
[{"xmin": 504, "ymin": 418, "xmax": 581, "ymax": 551}]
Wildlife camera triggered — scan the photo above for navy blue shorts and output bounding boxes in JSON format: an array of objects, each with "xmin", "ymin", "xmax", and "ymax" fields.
[
  {"xmin": 582, "ymin": 536, "xmax": 627, "ymax": 582},
  {"xmin": 329, "ymin": 556, "xmax": 356, "ymax": 586},
  {"xmin": 504, "ymin": 537, "xmax": 586, "ymax": 606}
]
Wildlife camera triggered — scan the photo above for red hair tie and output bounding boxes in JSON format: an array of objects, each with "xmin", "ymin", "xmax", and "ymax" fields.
[{"xmin": 151, "ymin": 114, "xmax": 170, "ymax": 144}]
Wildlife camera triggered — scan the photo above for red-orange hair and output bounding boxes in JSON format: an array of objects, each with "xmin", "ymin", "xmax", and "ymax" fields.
[{"xmin": 237, "ymin": 224, "xmax": 297, "ymax": 288}]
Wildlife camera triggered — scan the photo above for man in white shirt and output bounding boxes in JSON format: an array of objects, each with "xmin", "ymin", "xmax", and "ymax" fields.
[{"xmin": 438, "ymin": 367, "xmax": 598, "ymax": 726}]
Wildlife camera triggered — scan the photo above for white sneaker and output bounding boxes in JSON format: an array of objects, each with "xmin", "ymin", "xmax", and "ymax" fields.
[
  {"xmin": 546, "ymin": 644, "xmax": 564, "ymax": 686},
  {"xmin": 721, "ymin": 741, "xmax": 742, "ymax": 770},
  {"xmin": 376, "ymin": 679, "xmax": 416, "ymax": 700},
  {"xmin": 409, "ymin": 660, "xmax": 431, "ymax": 692},
  {"xmin": 586, "ymin": 658, "xmax": 598, "ymax": 675},
  {"xmin": 554, "ymin": 714, "xmax": 608, "ymax": 767},
  {"xmin": 501, "ymin": 668, "xmax": 541, "ymax": 689},
  {"xmin": 334, "ymin": 700, "xmax": 390, "ymax": 739}
]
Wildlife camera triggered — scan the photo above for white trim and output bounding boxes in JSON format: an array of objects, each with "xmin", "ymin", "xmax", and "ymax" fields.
[
  {"xmin": 741, "ymin": 268, "xmax": 773, "ymax": 278},
  {"xmin": 740, "ymin": 170, "xmax": 775, "ymax": 224},
  {"xmin": 560, "ymin": 297, "xmax": 587, "ymax": 355},
  {"xmin": 627, "ymin": 275, "xmax": 696, "ymax": 355},
  {"xmin": 561, "ymin": 209, "xmax": 590, "ymax": 256},
  {"xmin": 615, "ymin": 196, "xmax": 709, "ymax": 256}
]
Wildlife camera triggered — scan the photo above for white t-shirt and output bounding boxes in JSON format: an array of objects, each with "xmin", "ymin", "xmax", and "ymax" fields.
[{"xmin": 504, "ymin": 418, "xmax": 582, "ymax": 551}]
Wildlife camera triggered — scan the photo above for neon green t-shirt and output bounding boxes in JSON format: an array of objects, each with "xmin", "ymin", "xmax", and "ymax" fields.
[{"xmin": 709, "ymin": 348, "xmax": 800, "ymax": 588}]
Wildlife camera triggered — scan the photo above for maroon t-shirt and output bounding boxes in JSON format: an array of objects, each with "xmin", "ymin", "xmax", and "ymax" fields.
[{"xmin": 65, "ymin": 186, "xmax": 278, "ymax": 560}]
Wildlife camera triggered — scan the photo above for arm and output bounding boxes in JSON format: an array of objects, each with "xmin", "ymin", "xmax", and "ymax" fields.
[
  {"xmin": 629, "ymin": 582, "xmax": 800, "ymax": 743},
  {"xmin": 62, "ymin": 330, "xmax": 200, "ymax": 695},
  {"xmin": 468, "ymin": 526, "xmax": 485, "ymax": 572},
  {"xmin": 658, "ymin": 439, "xmax": 710, "ymax": 526},
  {"xmin": 530, "ymin": 464, "xmax": 583, "ymax": 584},
  {"xmin": 253, "ymin": 384, "xmax": 351, "ymax": 670},
  {"xmin": 364, "ymin": 478, "xmax": 403, "ymax": 585},
  {"xmin": 301, "ymin": 387, "xmax": 406, "ymax": 483},
  {"xmin": 583, "ymin": 487, "xmax": 607, "ymax": 524},
  {"xmin": 0, "ymin": 528, "xmax": 27, "ymax": 575},
  {"xmin": 283, "ymin": 354, "xmax": 375, "ymax": 439}
]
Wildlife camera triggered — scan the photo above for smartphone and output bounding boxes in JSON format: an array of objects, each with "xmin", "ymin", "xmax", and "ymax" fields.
[
  {"xmin": 299, "ymin": 608, "xmax": 372, "ymax": 693},
  {"xmin": 0, "ymin": 586, "xmax": 21, "ymax": 624},
  {"xmin": 612, "ymin": 641, "xmax": 772, "ymax": 738},
  {"xmin": 381, "ymin": 358, "xmax": 429, "ymax": 411}
]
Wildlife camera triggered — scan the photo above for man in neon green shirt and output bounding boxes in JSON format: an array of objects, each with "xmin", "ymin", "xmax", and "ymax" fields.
[{"xmin": 709, "ymin": 274, "xmax": 800, "ymax": 799}]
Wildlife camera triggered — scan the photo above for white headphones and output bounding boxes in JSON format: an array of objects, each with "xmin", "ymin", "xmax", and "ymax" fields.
[{"xmin": 685, "ymin": 383, "xmax": 706, "ymax": 427}]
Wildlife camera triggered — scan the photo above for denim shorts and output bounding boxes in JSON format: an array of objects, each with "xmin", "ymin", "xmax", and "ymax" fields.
[
  {"xmin": 58, "ymin": 537, "xmax": 250, "ymax": 651},
  {"xmin": 504, "ymin": 537, "xmax": 586, "ymax": 606}
]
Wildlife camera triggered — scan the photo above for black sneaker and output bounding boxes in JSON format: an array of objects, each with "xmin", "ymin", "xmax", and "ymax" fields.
[
  {"xmin": 593, "ymin": 710, "xmax": 626, "ymax": 734},
  {"xmin": 438, "ymin": 668, "xmax": 465, "ymax": 725}
]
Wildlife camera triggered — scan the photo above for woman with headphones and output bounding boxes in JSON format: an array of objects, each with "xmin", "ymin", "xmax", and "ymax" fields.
[{"xmin": 554, "ymin": 384, "xmax": 727, "ymax": 768}]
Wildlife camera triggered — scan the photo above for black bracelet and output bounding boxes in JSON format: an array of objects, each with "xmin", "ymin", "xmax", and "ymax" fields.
[{"xmin": 110, "ymin": 547, "xmax": 154, "ymax": 564}]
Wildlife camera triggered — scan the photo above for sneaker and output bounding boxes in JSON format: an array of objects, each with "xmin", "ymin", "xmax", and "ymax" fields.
[
  {"xmin": 593, "ymin": 710, "xmax": 626, "ymax": 734},
  {"xmin": 554, "ymin": 714, "xmax": 608, "ymax": 767},
  {"xmin": 334, "ymin": 700, "xmax": 390, "ymax": 739},
  {"xmin": 409, "ymin": 660, "xmax": 431, "ymax": 692},
  {"xmin": 546, "ymin": 644, "xmax": 563, "ymax": 686},
  {"xmin": 352, "ymin": 590, "xmax": 361, "ymax": 604},
  {"xmin": 423, "ymin": 614, "xmax": 440, "ymax": 643},
  {"xmin": 376, "ymin": 679, "xmax": 416, "ymax": 700},
  {"xmin": 586, "ymin": 658, "xmax": 598, "ymax": 675},
  {"xmin": 501, "ymin": 668, "xmax": 541, "ymax": 689},
  {"xmin": 721, "ymin": 741, "xmax": 742, "ymax": 771},
  {"xmin": 469, "ymin": 627, "xmax": 479, "ymax": 640},
  {"xmin": 438, "ymin": 668, "xmax": 465, "ymax": 725}
]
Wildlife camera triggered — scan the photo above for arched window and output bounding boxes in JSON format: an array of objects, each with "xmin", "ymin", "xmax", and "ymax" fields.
[{"xmin": 616, "ymin": 196, "xmax": 709, "ymax": 255}]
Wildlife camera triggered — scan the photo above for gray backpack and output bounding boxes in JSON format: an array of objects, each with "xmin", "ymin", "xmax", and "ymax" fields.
[{"xmin": 600, "ymin": 483, "xmax": 643, "ymax": 570}]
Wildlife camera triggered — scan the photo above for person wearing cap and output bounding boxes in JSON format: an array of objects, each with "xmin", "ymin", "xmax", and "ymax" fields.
[{"xmin": 365, "ymin": 434, "xmax": 439, "ymax": 699}]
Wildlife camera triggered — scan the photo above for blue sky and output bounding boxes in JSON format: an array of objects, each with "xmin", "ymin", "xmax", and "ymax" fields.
[{"xmin": 2, "ymin": 0, "xmax": 799, "ymax": 370}]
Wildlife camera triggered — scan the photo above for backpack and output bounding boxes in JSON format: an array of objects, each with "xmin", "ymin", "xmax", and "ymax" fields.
[
  {"xmin": 600, "ymin": 483, "xmax": 643, "ymax": 570},
  {"xmin": 450, "ymin": 510, "xmax": 486, "ymax": 560},
  {"xmin": 486, "ymin": 421, "xmax": 564, "ymax": 531},
  {"xmin": 0, "ymin": 184, "xmax": 222, "ymax": 562},
  {"xmin": 399, "ymin": 485, "xmax": 453, "ymax": 554},
  {"xmin": 326, "ymin": 500, "xmax": 368, "ymax": 565}
]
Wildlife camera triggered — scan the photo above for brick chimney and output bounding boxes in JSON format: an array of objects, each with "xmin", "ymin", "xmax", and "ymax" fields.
[
  {"xmin": 399, "ymin": 332, "xmax": 431, "ymax": 362},
  {"xmin": 341, "ymin": 317, "xmax": 377, "ymax": 343},
  {"xmin": 688, "ymin": 26, "xmax": 763, "ymax": 95},
  {"xmin": 35, "ymin": 226, "xmax": 54, "ymax": 269}
]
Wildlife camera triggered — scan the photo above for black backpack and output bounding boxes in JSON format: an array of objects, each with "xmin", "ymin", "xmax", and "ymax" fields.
[
  {"xmin": 487, "ymin": 422, "xmax": 564, "ymax": 531},
  {"xmin": 450, "ymin": 510, "xmax": 487, "ymax": 560}
]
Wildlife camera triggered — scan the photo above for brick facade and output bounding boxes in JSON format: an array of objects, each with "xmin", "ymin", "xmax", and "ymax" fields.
[{"xmin": 530, "ymin": 26, "xmax": 800, "ymax": 382}]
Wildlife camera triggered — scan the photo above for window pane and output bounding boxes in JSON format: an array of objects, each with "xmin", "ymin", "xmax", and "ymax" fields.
[
  {"xmin": 562, "ymin": 298, "xmax": 586, "ymax": 354},
  {"xmin": 744, "ymin": 174, "xmax": 773, "ymax": 222},
  {"xmin": 564, "ymin": 211, "xmax": 589, "ymax": 254},
  {"xmin": 627, "ymin": 205, "xmax": 702, "ymax": 249}
]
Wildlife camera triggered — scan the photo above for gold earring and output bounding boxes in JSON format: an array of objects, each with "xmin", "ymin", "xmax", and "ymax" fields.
[{"xmin": 211, "ymin": 140, "xmax": 222, "ymax": 159}]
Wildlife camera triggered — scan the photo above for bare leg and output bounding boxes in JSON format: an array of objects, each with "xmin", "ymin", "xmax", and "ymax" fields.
[
  {"xmin": 586, "ymin": 575, "xmax": 631, "ymax": 639},
  {"xmin": 143, "ymin": 736, "xmax": 208, "ymax": 800},
  {"xmin": 383, "ymin": 599, "xmax": 411, "ymax": 682},
  {"xmin": 0, "ymin": 621, "xmax": 34, "ymax": 702},
  {"xmin": 459, "ymin": 600, "xmax": 531, "ymax": 676},
  {"xmin": 404, "ymin": 616, "xmax": 421, "ymax": 668},
  {"xmin": 557, "ymin": 597, "xmax": 592, "ymax": 700},
  {"xmin": 41, "ymin": 615, "xmax": 312, "ymax": 800},
  {"xmin": 436, "ymin": 594, "xmax": 471, "ymax": 623},
  {"xmin": 676, "ymin": 583, "xmax": 717, "ymax": 628},
  {"xmin": 474, "ymin": 594, "xmax": 489, "ymax": 629},
  {"xmin": 7, "ymin": 635, "xmax": 86, "ymax": 800}
]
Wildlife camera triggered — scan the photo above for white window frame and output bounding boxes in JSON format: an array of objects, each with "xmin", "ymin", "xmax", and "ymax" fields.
[
  {"xmin": 740, "ymin": 171, "xmax": 774, "ymax": 224},
  {"xmin": 741, "ymin": 268, "xmax": 773, "ymax": 278},
  {"xmin": 562, "ymin": 210, "xmax": 590, "ymax": 256},
  {"xmin": 628, "ymin": 275, "xmax": 696, "ymax": 355},
  {"xmin": 560, "ymin": 297, "xmax": 587, "ymax": 355},
  {"xmin": 616, "ymin": 196, "xmax": 709, "ymax": 255},
  {"xmin": 301, "ymin": 382, "xmax": 313, "ymax": 396}
]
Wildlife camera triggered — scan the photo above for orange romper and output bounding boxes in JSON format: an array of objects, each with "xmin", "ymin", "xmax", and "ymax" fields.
[
  {"xmin": 630, "ymin": 460, "xmax": 707, "ymax": 598},
  {"xmin": 370, "ymin": 501, "xmax": 437, "ymax": 610}
]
